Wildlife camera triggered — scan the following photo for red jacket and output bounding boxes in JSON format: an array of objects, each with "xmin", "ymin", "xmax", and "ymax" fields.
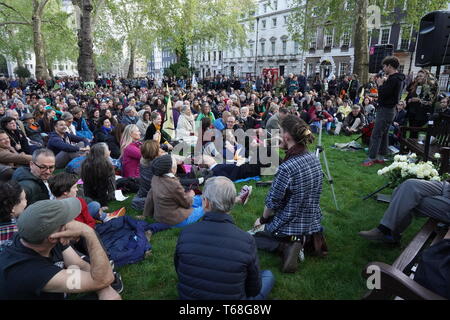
[
  {"xmin": 308, "ymin": 106, "xmax": 333, "ymax": 123},
  {"xmin": 75, "ymin": 197, "xmax": 96, "ymax": 229}
]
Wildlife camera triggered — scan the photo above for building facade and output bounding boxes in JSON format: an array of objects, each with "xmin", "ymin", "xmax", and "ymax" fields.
[
  {"xmin": 147, "ymin": 45, "xmax": 177, "ymax": 78},
  {"xmin": 191, "ymin": 0, "xmax": 448, "ymax": 82}
]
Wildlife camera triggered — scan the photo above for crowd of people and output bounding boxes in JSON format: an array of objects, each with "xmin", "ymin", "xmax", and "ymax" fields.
[{"xmin": 0, "ymin": 55, "xmax": 449, "ymax": 300}]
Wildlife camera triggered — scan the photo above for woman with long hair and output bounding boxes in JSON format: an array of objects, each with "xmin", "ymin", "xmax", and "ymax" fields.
[
  {"xmin": 38, "ymin": 109, "xmax": 57, "ymax": 133},
  {"xmin": 81, "ymin": 142, "xmax": 116, "ymax": 207},
  {"xmin": 0, "ymin": 181, "xmax": 27, "ymax": 246},
  {"xmin": 405, "ymin": 69, "xmax": 438, "ymax": 137},
  {"xmin": 87, "ymin": 109, "xmax": 100, "ymax": 132},
  {"xmin": 120, "ymin": 124, "xmax": 142, "ymax": 178}
]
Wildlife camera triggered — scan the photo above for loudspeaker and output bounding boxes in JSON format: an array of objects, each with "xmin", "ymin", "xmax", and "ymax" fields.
[
  {"xmin": 415, "ymin": 10, "xmax": 450, "ymax": 67},
  {"xmin": 369, "ymin": 44, "xmax": 394, "ymax": 73}
]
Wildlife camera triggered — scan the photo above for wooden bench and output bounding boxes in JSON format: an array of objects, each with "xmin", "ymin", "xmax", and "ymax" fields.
[
  {"xmin": 399, "ymin": 112, "xmax": 450, "ymax": 175},
  {"xmin": 361, "ymin": 218, "xmax": 449, "ymax": 300}
]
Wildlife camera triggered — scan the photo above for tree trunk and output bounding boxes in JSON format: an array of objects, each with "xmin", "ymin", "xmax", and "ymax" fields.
[
  {"xmin": 32, "ymin": 0, "xmax": 49, "ymax": 80},
  {"xmin": 127, "ymin": 43, "xmax": 135, "ymax": 79},
  {"xmin": 15, "ymin": 54, "xmax": 24, "ymax": 69},
  {"xmin": 74, "ymin": 0, "xmax": 96, "ymax": 82},
  {"xmin": 353, "ymin": 0, "xmax": 369, "ymax": 84}
]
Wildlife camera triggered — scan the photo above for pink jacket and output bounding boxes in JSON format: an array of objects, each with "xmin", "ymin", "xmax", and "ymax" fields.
[{"xmin": 121, "ymin": 142, "xmax": 141, "ymax": 178}]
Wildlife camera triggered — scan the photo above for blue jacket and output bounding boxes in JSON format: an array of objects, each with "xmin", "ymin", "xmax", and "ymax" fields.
[
  {"xmin": 95, "ymin": 216, "xmax": 152, "ymax": 268},
  {"xmin": 174, "ymin": 212, "xmax": 262, "ymax": 300},
  {"xmin": 73, "ymin": 117, "xmax": 93, "ymax": 140},
  {"xmin": 47, "ymin": 132, "xmax": 88, "ymax": 155}
]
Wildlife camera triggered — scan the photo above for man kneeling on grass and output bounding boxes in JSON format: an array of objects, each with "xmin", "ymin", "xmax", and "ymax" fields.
[{"xmin": 0, "ymin": 199, "xmax": 121, "ymax": 300}]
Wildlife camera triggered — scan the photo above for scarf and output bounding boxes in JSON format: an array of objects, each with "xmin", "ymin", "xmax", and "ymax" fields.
[
  {"xmin": 284, "ymin": 143, "xmax": 306, "ymax": 162},
  {"xmin": 102, "ymin": 126, "xmax": 113, "ymax": 134}
]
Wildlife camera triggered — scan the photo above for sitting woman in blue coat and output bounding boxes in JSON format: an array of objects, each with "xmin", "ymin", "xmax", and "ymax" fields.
[{"xmin": 71, "ymin": 107, "xmax": 93, "ymax": 141}]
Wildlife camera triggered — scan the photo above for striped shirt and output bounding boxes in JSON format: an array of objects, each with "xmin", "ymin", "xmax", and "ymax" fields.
[{"xmin": 265, "ymin": 152, "xmax": 323, "ymax": 236}]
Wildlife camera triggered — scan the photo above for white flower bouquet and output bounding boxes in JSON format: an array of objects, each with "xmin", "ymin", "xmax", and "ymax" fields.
[{"xmin": 377, "ymin": 153, "xmax": 443, "ymax": 187}]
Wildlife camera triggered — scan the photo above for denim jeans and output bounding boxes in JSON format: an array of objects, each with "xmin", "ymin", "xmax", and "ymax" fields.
[
  {"xmin": 172, "ymin": 195, "xmax": 204, "ymax": 228},
  {"xmin": 87, "ymin": 201, "xmax": 106, "ymax": 220},
  {"xmin": 368, "ymin": 107, "xmax": 395, "ymax": 160},
  {"xmin": 247, "ymin": 270, "xmax": 275, "ymax": 300}
]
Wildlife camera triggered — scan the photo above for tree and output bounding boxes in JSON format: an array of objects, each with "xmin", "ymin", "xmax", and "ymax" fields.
[
  {"xmin": 149, "ymin": 0, "xmax": 255, "ymax": 67},
  {"xmin": 287, "ymin": 0, "xmax": 448, "ymax": 83},
  {"xmin": 0, "ymin": 0, "xmax": 75, "ymax": 79},
  {"xmin": 103, "ymin": 0, "xmax": 156, "ymax": 79}
]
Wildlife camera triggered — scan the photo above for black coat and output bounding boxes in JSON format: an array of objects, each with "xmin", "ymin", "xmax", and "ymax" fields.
[{"xmin": 174, "ymin": 212, "xmax": 261, "ymax": 300}]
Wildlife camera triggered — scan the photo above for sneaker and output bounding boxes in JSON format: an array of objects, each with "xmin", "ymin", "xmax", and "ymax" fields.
[
  {"xmin": 358, "ymin": 228, "xmax": 400, "ymax": 244},
  {"xmin": 104, "ymin": 207, "xmax": 126, "ymax": 222},
  {"xmin": 281, "ymin": 241, "xmax": 303, "ymax": 273},
  {"xmin": 111, "ymin": 272, "xmax": 124, "ymax": 294},
  {"xmin": 238, "ymin": 185, "xmax": 252, "ymax": 205},
  {"xmin": 361, "ymin": 159, "xmax": 375, "ymax": 167}
]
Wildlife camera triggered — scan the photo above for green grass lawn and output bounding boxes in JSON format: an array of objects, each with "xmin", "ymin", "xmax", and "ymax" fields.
[{"xmin": 107, "ymin": 133, "xmax": 425, "ymax": 300}]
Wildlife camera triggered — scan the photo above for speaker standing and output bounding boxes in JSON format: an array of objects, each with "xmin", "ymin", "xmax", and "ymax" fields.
[{"xmin": 362, "ymin": 56, "xmax": 406, "ymax": 167}]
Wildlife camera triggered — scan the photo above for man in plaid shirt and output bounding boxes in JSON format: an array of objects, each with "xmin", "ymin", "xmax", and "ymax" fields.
[{"xmin": 253, "ymin": 115, "xmax": 323, "ymax": 273}]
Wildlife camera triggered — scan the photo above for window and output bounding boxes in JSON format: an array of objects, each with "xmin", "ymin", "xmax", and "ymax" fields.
[
  {"xmin": 284, "ymin": 16, "xmax": 288, "ymax": 25},
  {"xmin": 271, "ymin": 41, "xmax": 276, "ymax": 55},
  {"xmin": 398, "ymin": 65, "xmax": 405, "ymax": 74},
  {"xmin": 208, "ymin": 52, "xmax": 210, "ymax": 61},
  {"xmin": 262, "ymin": 20, "xmax": 266, "ymax": 29},
  {"xmin": 380, "ymin": 28, "xmax": 390, "ymax": 45},
  {"xmin": 342, "ymin": 31, "xmax": 350, "ymax": 46},
  {"xmin": 250, "ymin": 22, "xmax": 255, "ymax": 31},
  {"xmin": 273, "ymin": 0, "xmax": 278, "ymax": 10},
  {"xmin": 264, "ymin": 3, "xmax": 267, "ymax": 13},
  {"xmin": 261, "ymin": 42, "xmax": 265, "ymax": 56},
  {"xmin": 339, "ymin": 63, "xmax": 349, "ymax": 76},
  {"xmin": 310, "ymin": 31, "xmax": 317, "ymax": 49},
  {"xmin": 214, "ymin": 51, "xmax": 216, "ymax": 61},
  {"xmin": 202, "ymin": 52, "xmax": 205, "ymax": 61},
  {"xmin": 249, "ymin": 44, "xmax": 254, "ymax": 57},
  {"xmin": 294, "ymin": 41, "xmax": 299, "ymax": 54},
  {"xmin": 325, "ymin": 30, "xmax": 333, "ymax": 47},
  {"xmin": 219, "ymin": 51, "xmax": 222, "ymax": 60},
  {"xmin": 282, "ymin": 40, "xmax": 287, "ymax": 55},
  {"xmin": 272, "ymin": 18, "xmax": 277, "ymax": 28},
  {"xmin": 399, "ymin": 25, "xmax": 412, "ymax": 50}
]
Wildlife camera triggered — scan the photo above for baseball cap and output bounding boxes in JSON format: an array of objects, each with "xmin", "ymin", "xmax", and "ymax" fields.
[{"xmin": 17, "ymin": 198, "xmax": 81, "ymax": 244}]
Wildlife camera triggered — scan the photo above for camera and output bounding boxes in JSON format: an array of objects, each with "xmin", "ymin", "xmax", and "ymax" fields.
[{"xmin": 316, "ymin": 110, "xmax": 324, "ymax": 120}]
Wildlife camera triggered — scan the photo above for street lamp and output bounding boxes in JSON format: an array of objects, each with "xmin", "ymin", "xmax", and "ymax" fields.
[{"xmin": 254, "ymin": 17, "xmax": 260, "ymax": 77}]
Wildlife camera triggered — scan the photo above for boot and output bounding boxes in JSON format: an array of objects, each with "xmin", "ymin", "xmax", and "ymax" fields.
[{"xmin": 280, "ymin": 241, "xmax": 303, "ymax": 273}]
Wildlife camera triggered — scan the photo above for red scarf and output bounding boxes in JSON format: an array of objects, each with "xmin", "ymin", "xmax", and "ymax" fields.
[{"xmin": 283, "ymin": 144, "xmax": 306, "ymax": 162}]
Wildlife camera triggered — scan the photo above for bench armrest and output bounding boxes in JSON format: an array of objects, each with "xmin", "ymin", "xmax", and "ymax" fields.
[
  {"xmin": 399, "ymin": 126, "xmax": 428, "ymax": 134},
  {"xmin": 362, "ymin": 262, "xmax": 446, "ymax": 300}
]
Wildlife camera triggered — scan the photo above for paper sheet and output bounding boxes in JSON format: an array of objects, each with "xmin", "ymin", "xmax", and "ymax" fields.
[{"xmin": 115, "ymin": 190, "xmax": 129, "ymax": 201}]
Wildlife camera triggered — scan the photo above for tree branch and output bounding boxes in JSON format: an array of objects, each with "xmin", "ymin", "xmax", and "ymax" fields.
[
  {"xmin": 0, "ymin": 21, "xmax": 31, "ymax": 27},
  {"xmin": 0, "ymin": 1, "xmax": 32, "ymax": 24}
]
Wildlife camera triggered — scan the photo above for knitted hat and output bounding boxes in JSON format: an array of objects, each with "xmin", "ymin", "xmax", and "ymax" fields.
[{"xmin": 152, "ymin": 154, "xmax": 174, "ymax": 176}]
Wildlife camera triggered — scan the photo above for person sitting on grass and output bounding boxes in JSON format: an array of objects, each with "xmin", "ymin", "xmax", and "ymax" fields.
[
  {"xmin": 340, "ymin": 104, "xmax": 366, "ymax": 136},
  {"xmin": 174, "ymin": 176, "xmax": 275, "ymax": 300},
  {"xmin": 0, "ymin": 198, "xmax": 121, "ymax": 300},
  {"xmin": 49, "ymin": 172, "xmax": 125, "ymax": 227},
  {"xmin": 142, "ymin": 154, "xmax": 251, "ymax": 227},
  {"xmin": 0, "ymin": 181, "xmax": 27, "ymax": 246},
  {"xmin": 80, "ymin": 143, "xmax": 117, "ymax": 208}
]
